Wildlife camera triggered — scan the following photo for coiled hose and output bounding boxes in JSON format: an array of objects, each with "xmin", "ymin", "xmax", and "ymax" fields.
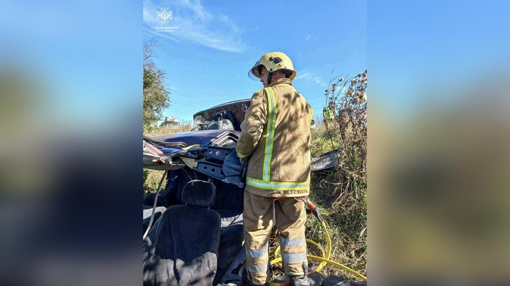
[{"xmin": 269, "ymin": 198, "xmax": 367, "ymax": 281}]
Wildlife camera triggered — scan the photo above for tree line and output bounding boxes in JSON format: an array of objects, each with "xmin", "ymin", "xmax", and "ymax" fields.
[{"xmin": 143, "ymin": 41, "xmax": 171, "ymax": 132}]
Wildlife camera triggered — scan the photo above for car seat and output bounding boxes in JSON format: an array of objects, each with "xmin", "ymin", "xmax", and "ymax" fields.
[{"xmin": 143, "ymin": 180, "xmax": 221, "ymax": 286}]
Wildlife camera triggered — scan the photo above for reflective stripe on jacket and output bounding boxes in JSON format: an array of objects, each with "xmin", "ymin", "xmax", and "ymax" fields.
[{"xmin": 236, "ymin": 78, "xmax": 311, "ymax": 197}]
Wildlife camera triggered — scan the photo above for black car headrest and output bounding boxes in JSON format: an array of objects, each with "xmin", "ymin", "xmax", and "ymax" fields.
[{"xmin": 181, "ymin": 180, "xmax": 216, "ymax": 207}]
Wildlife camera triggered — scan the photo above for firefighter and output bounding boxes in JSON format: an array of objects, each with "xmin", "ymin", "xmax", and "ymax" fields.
[
  {"xmin": 237, "ymin": 52, "xmax": 312, "ymax": 286},
  {"xmin": 323, "ymin": 101, "xmax": 336, "ymax": 122}
]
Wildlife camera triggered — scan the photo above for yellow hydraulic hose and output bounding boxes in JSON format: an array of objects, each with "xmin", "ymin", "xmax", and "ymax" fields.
[
  {"xmin": 269, "ymin": 209, "xmax": 366, "ymax": 282},
  {"xmin": 306, "ymin": 255, "xmax": 367, "ymax": 281},
  {"xmin": 317, "ymin": 220, "xmax": 332, "ymax": 272}
]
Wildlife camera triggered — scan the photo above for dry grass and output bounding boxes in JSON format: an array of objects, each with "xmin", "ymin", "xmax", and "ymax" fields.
[
  {"xmin": 144, "ymin": 120, "xmax": 192, "ymax": 137},
  {"xmin": 304, "ymin": 71, "xmax": 367, "ymax": 280}
]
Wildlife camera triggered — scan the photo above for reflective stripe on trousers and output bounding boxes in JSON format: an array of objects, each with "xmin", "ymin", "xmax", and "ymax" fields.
[
  {"xmin": 279, "ymin": 226, "xmax": 307, "ymax": 275},
  {"xmin": 245, "ymin": 243, "xmax": 269, "ymax": 274}
]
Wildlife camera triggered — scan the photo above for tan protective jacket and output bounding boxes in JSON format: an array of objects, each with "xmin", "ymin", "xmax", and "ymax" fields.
[{"xmin": 236, "ymin": 78, "xmax": 312, "ymax": 197}]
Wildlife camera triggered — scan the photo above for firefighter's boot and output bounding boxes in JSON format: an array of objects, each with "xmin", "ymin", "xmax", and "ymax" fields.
[
  {"xmin": 289, "ymin": 274, "xmax": 310, "ymax": 286},
  {"xmin": 289, "ymin": 263, "xmax": 310, "ymax": 286}
]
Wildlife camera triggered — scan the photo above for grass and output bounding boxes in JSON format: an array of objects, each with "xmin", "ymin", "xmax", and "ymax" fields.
[
  {"xmin": 144, "ymin": 120, "xmax": 192, "ymax": 137},
  {"xmin": 307, "ymin": 169, "xmax": 367, "ymax": 280}
]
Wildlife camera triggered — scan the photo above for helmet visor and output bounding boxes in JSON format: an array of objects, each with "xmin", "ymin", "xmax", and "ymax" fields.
[{"xmin": 248, "ymin": 61, "xmax": 262, "ymax": 81}]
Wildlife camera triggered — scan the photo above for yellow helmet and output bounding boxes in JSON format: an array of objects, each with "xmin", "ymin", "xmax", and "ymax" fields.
[{"xmin": 248, "ymin": 52, "xmax": 297, "ymax": 80}]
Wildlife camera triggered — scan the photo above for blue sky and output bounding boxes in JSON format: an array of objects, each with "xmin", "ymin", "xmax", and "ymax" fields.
[{"xmin": 143, "ymin": 0, "xmax": 367, "ymax": 124}]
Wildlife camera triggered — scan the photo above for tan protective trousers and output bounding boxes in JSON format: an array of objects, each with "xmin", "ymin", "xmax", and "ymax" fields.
[{"xmin": 243, "ymin": 192, "xmax": 307, "ymax": 285}]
